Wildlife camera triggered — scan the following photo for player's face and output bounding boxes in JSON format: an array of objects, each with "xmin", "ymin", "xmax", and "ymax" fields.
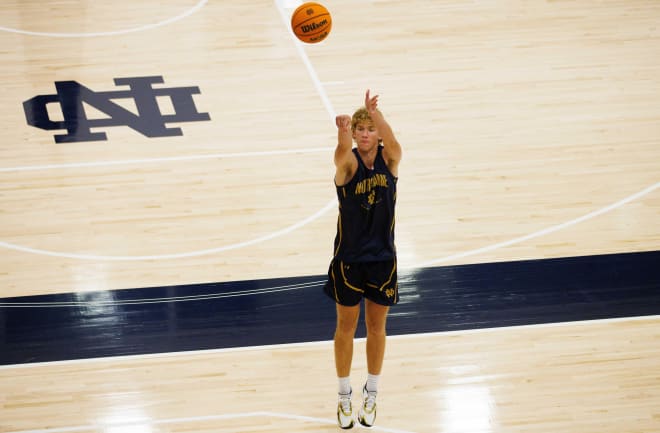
[{"xmin": 353, "ymin": 121, "xmax": 379, "ymax": 151}]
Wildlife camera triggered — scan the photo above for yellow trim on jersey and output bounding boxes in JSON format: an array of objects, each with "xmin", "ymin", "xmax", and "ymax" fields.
[
  {"xmin": 334, "ymin": 213, "xmax": 343, "ymax": 257},
  {"xmin": 379, "ymin": 259, "xmax": 397, "ymax": 292},
  {"xmin": 330, "ymin": 263, "xmax": 339, "ymax": 302},
  {"xmin": 340, "ymin": 261, "xmax": 364, "ymax": 293}
]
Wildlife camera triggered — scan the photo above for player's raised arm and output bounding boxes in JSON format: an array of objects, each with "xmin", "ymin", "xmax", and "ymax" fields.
[
  {"xmin": 365, "ymin": 90, "xmax": 402, "ymax": 174},
  {"xmin": 334, "ymin": 114, "xmax": 357, "ymax": 185}
]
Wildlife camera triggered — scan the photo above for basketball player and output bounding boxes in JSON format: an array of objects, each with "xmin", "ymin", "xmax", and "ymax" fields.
[{"xmin": 323, "ymin": 89, "xmax": 402, "ymax": 429}]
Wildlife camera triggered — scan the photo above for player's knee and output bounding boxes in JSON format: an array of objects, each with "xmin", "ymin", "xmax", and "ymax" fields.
[
  {"xmin": 336, "ymin": 316, "xmax": 358, "ymax": 336},
  {"xmin": 365, "ymin": 318, "xmax": 387, "ymax": 336}
]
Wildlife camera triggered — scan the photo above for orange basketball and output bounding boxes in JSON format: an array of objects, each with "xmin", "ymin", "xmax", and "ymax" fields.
[{"xmin": 291, "ymin": 2, "xmax": 332, "ymax": 44}]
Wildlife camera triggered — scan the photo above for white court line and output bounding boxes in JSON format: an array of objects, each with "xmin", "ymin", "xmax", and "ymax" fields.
[
  {"xmin": 1, "ymin": 411, "xmax": 418, "ymax": 433},
  {"xmin": 274, "ymin": 0, "xmax": 336, "ymax": 122},
  {"xmin": 0, "ymin": 280, "xmax": 326, "ymax": 307},
  {"xmin": 0, "ymin": 147, "xmax": 329, "ymax": 173},
  {"xmin": 0, "ymin": 198, "xmax": 337, "ymax": 261},
  {"xmin": 0, "ymin": 0, "xmax": 207, "ymax": 38},
  {"xmin": 0, "ymin": 181, "xmax": 656, "ymax": 261},
  {"xmin": 4, "ymin": 319, "xmax": 657, "ymax": 433},
  {"xmin": 416, "ymin": 181, "xmax": 660, "ymax": 268},
  {"xmin": 1, "ymin": 314, "xmax": 657, "ymax": 371}
]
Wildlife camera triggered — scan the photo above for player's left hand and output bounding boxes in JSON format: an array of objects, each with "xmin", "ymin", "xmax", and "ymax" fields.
[{"xmin": 365, "ymin": 89, "xmax": 379, "ymax": 114}]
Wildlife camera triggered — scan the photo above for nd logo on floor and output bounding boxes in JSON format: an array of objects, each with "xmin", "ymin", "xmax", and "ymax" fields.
[{"xmin": 23, "ymin": 76, "xmax": 211, "ymax": 143}]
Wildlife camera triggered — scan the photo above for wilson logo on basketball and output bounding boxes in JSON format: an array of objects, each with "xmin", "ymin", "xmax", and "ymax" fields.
[
  {"xmin": 23, "ymin": 76, "xmax": 210, "ymax": 143},
  {"xmin": 301, "ymin": 19, "xmax": 328, "ymax": 33}
]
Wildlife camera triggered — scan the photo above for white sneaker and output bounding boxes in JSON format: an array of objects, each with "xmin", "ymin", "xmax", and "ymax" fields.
[
  {"xmin": 337, "ymin": 390, "xmax": 354, "ymax": 429},
  {"xmin": 358, "ymin": 384, "xmax": 377, "ymax": 427}
]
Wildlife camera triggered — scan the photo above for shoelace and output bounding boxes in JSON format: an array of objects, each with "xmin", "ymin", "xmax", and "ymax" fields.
[
  {"xmin": 339, "ymin": 394, "xmax": 352, "ymax": 414},
  {"xmin": 364, "ymin": 391, "xmax": 377, "ymax": 411}
]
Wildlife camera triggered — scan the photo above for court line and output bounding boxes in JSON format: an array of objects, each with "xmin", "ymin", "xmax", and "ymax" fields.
[
  {"xmin": 0, "ymin": 280, "xmax": 326, "ymax": 307},
  {"xmin": 1, "ymin": 314, "xmax": 657, "ymax": 371},
  {"xmin": 0, "ymin": 198, "xmax": 336, "ymax": 261},
  {"xmin": 415, "ymin": 181, "xmax": 660, "ymax": 268},
  {"xmin": 0, "ymin": 0, "xmax": 207, "ymax": 38},
  {"xmin": 1, "ymin": 181, "xmax": 656, "ymax": 261},
  {"xmin": 0, "ymin": 147, "xmax": 329, "ymax": 173},
  {"xmin": 274, "ymin": 0, "xmax": 336, "ymax": 122},
  {"xmin": 1, "ymin": 411, "xmax": 419, "ymax": 433}
]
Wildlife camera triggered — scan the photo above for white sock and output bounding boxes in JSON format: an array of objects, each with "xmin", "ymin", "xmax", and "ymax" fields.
[
  {"xmin": 338, "ymin": 376, "xmax": 351, "ymax": 395},
  {"xmin": 366, "ymin": 373, "xmax": 380, "ymax": 393}
]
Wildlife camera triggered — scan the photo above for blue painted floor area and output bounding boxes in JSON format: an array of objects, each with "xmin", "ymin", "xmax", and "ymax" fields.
[{"xmin": 1, "ymin": 250, "xmax": 659, "ymax": 365}]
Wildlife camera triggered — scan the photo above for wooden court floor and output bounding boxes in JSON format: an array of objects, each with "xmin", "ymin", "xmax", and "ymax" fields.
[{"xmin": 1, "ymin": 1, "xmax": 659, "ymax": 432}]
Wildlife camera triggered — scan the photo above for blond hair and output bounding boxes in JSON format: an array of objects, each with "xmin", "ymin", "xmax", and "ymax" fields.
[{"xmin": 351, "ymin": 107, "xmax": 372, "ymax": 132}]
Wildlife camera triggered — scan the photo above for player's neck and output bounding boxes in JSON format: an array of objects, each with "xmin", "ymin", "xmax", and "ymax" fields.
[{"xmin": 357, "ymin": 147, "xmax": 378, "ymax": 170}]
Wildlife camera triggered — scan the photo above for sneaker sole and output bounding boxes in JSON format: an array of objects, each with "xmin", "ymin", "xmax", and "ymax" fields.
[
  {"xmin": 338, "ymin": 414, "xmax": 354, "ymax": 429},
  {"xmin": 358, "ymin": 414, "xmax": 375, "ymax": 427},
  {"xmin": 338, "ymin": 406, "xmax": 354, "ymax": 429}
]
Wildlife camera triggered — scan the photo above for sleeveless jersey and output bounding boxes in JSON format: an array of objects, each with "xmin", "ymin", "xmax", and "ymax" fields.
[{"xmin": 332, "ymin": 145, "xmax": 397, "ymax": 262}]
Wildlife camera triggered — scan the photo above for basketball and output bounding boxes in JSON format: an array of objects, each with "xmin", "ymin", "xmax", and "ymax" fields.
[{"xmin": 290, "ymin": 2, "xmax": 332, "ymax": 44}]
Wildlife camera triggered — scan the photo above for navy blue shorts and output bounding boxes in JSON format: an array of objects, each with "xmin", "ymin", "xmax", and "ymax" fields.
[{"xmin": 323, "ymin": 259, "xmax": 399, "ymax": 306}]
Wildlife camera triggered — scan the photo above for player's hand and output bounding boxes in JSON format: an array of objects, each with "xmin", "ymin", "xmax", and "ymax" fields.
[
  {"xmin": 336, "ymin": 114, "xmax": 351, "ymax": 131},
  {"xmin": 365, "ymin": 89, "xmax": 379, "ymax": 114}
]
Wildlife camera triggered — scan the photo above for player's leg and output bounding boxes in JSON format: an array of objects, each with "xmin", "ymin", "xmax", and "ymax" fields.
[
  {"xmin": 363, "ymin": 259, "xmax": 397, "ymax": 380},
  {"xmin": 334, "ymin": 302, "xmax": 361, "ymax": 378},
  {"xmin": 365, "ymin": 299, "xmax": 389, "ymax": 375},
  {"xmin": 334, "ymin": 302, "xmax": 360, "ymax": 429},
  {"xmin": 359, "ymin": 291, "xmax": 392, "ymax": 426}
]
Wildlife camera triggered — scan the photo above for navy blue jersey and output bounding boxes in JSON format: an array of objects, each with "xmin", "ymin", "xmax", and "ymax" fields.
[{"xmin": 332, "ymin": 145, "xmax": 397, "ymax": 262}]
